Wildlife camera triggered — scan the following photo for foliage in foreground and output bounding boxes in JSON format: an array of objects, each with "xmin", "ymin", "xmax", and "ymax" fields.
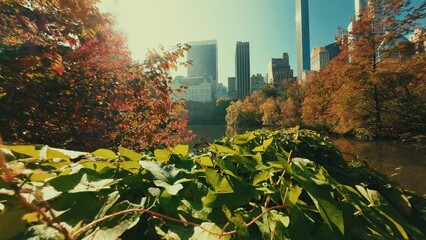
[{"xmin": 1, "ymin": 128, "xmax": 426, "ymax": 239}]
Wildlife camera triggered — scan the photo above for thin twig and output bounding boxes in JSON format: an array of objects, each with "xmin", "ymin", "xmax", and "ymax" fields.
[{"xmin": 72, "ymin": 208, "xmax": 215, "ymax": 239}]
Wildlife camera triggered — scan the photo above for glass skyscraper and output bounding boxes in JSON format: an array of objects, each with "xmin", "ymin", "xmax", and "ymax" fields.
[
  {"xmin": 187, "ymin": 40, "xmax": 218, "ymax": 81},
  {"xmin": 235, "ymin": 41, "xmax": 250, "ymax": 99},
  {"xmin": 187, "ymin": 40, "xmax": 218, "ymax": 99},
  {"xmin": 296, "ymin": 0, "xmax": 311, "ymax": 79}
]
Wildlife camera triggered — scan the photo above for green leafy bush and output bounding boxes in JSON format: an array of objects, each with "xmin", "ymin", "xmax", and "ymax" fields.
[{"xmin": 1, "ymin": 128, "xmax": 425, "ymax": 239}]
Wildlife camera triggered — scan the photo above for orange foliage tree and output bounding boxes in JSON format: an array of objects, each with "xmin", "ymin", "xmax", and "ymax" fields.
[
  {"xmin": 0, "ymin": 0, "xmax": 192, "ymax": 150},
  {"xmin": 302, "ymin": 0, "xmax": 426, "ymax": 137},
  {"xmin": 226, "ymin": 81, "xmax": 303, "ymax": 128}
]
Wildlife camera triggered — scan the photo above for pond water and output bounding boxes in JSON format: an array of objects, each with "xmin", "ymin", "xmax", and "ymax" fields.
[{"xmin": 187, "ymin": 125, "xmax": 426, "ymax": 196}]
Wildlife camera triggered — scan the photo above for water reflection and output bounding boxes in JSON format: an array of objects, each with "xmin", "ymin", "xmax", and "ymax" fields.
[
  {"xmin": 333, "ymin": 138, "xmax": 426, "ymax": 196},
  {"xmin": 188, "ymin": 125, "xmax": 426, "ymax": 196}
]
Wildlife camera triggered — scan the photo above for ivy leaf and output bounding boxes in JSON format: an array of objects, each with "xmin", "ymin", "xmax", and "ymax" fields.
[
  {"xmin": 253, "ymin": 137, "xmax": 274, "ymax": 152},
  {"xmin": 84, "ymin": 201, "xmax": 142, "ymax": 240},
  {"xmin": 172, "ymin": 145, "xmax": 189, "ymax": 156},
  {"xmin": 253, "ymin": 171, "xmax": 272, "ymax": 185},
  {"xmin": 232, "ymin": 132, "xmax": 256, "ymax": 145},
  {"xmin": 209, "ymin": 144, "xmax": 237, "ymax": 155},
  {"xmin": 92, "ymin": 149, "xmax": 116, "ymax": 159},
  {"xmin": 2, "ymin": 145, "xmax": 40, "ymax": 159},
  {"xmin": 68, "ymin": 174, "xmax": 115, "ymax": 193},
  {"xmin": 154, "ymin": 149, "xmax": 171, "ymax": 162},
  {"xmin": 153, "ymin": 180, "xmax": 183, "ymax": 195},
  {"xmin": 190, "ymin": 222, "xmax": 231, "ymax": 240},
  {"xmin": 205, "ymin": 169, "xmax": 234, "ymax": 194},
  {"xmin": 118, "ymin": 147, "xmax": 144, "ymax": 161},
  {"xmin": 195, "ymin": 156, "xmax": 214, "ymax": 167},
  {"xmin": 140, "ymin": 161, "xmax": 186, "ymax": 195},
  {"xmin": 45, "ymin": 148, "xmax": 70, "ymax": 160}
]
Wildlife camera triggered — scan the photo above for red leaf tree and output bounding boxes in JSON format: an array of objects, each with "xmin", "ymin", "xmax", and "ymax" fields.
[{"xmin": 0, "ymin": 0, "xmax": 192, "ymax": 150}]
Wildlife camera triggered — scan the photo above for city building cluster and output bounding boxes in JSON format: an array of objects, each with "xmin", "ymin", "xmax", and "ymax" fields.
[{"xmin": 173, "ymin": 0, "xmax": 425, "ymax": 103}]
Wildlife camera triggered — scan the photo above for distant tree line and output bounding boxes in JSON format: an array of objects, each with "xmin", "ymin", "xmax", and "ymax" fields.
[{"xmin": 185, "ymin": 98, "xmax": 232, "ymax": 125}]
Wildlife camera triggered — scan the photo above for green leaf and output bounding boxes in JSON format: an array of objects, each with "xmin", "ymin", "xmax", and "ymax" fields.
[
  {"xmin": 172, "ymin": 145, "xmax": 189, "ymax": 156},
  {"xmin": 92, "ymin": 149, "xmax": 116, "ymax": 159},
  {"xmin": 355, "ymin": 185, "xmax": 381, "ymax": 207},
  {"xmin": 85, "ymin": 201, "xmax": 142, "ymax": 240},
  {"xmin": 118, "ymin": 147, "xmax": 144, "ymax": 161},
  {"xmin": 263, "ymin": 137, "xmax": 274, "ymax": 150},
  {"xmin": 140, "ymin": 161, "xmax": 186, "ymax": 195},
  {"xmin": 285, "ymin": 185, "xmax": 302, "ymax": 207},
  {"xmin": 118, "ymin": 161, "xmax": 141, "ymax": 173},
  {"xmin": 22, "ymin": 212, "xmax": 43, "ymax": 223},
  {"xmin": 253, "ymin": 137, "xmax": 274, "ymax": 152},
  {"xmin": 154, "ymin": 149, "xmax": 171, "ymax": 162},
  {"xmin": 95, "ymin": 191, "xmax": 120, "ymax": 219},
  {"xmin": 232, "ymin": 132, "xmax": 256, "ymax": 144},
  {"xmin": 80, "ymin": 161, "xmax": 115, "ymax": 172},
  {"xmin": 190, "ymin": 222, "xmax": 231, "ymax": 240},
  {"xmin": 46, "ymin": 148, "xmax": 70, "ymax": 160},
  {"xmin": 29, "ymin": 173, "xmax": 56, "ymax": 182},
  {"xmin": 222, "ymin": 205, "xmax": 249, "ymax": 237},
  {"xmin": 153, "ymin": 180, "xmax": 183, "ymax": 195},
  {"xmin": 253, "ymin": 171, "xmax": 272, "ymax": 185},
  {"xmin": 205, "ymin": 168, "xmax": 234, "ymax": 194},
  {"xmin": 49, "ymin": 173, "xmax": 84, "ymax": 192},
  {"xmin": 209, "ymin": 144, "xmax": 237, "ymax": 155},
  {"xmin": 2, "ymin": 145, "xmax": 39, "ymax": 159},
  {"xmin": 195, "ymin": 156, "xmax": 214, "ymax": 167}
]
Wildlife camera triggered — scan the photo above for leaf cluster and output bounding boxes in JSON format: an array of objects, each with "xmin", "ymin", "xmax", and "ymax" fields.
[{"xmin": 1, "ymin": 128, "xmax": 425, "ymax": 239}]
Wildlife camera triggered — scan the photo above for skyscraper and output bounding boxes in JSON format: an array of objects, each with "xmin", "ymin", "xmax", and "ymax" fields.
[
  {"xmin": 250, "ymin": 74, "xmax": 265, "ymax": 93},
  {"xmin": 228, "ymin": 77, "xmax": 238, "ymax": 99},
  {"xmin": 355, "ymin": 0, "xmax": 368, "ymax": 20},
  {"xmin": 235, "ymin": 42, "xmax": 250, "ymax": 99},
  {"xmin": 267, "ymin": 53, "xmax": 294, "ymax": 84},
  {"xmin": 296, "ymin": 0, "xmax": 311, "ymax": 80},
  {"xmin": 187, "ymin": 40, "xmax": 218, "ymax": 99},
  {"xmin": 311, "ymin": 47, "xmax": 329, "ymax": 72}
]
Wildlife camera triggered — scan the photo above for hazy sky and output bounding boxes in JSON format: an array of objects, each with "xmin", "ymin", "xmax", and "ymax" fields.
[{"xmin": 99, "ymin": 0, "xmax": 425, "ymax": 86}]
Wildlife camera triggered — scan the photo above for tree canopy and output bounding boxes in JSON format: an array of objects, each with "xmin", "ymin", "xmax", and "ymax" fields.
[{"xmin": 0, "ymin": 0, "xmax": 193, "ymax": 150}]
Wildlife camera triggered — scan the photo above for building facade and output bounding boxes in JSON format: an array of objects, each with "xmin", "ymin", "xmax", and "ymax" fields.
[
  {"xmin": 267, "ymin": 53, "xmax": 294, "ymax": 84},
  {"xmin": 187, "ymin": 40, "xmax": 218, "ymax": 99},
  {"xmin": 355, "ymin": 0, "xmax": 368, "ymax": 21},
  {"xmin": 324, "ymin": 42, "xmax": 341, "ymax": 60},
  {"xmin": 410, "ymin": 28, "xmax": 426, "ymax": 54},
  {"xmin": 311, "ymin": 47, "xmax": 329, "ymax": 72},
  {"xmin": 235, "ymin": 42, "xmax": 250, "ymax": 99},
  {"xmin": 227, "ymin": 77, "xmax": 238, "ymax": 99},
  {"xmin": 250, "ymin": 74, "xmax": 265, "ymax": 92},
  {"xmin": 296, "ymin": 0, "xmax": 311, "ymax": 80},
  {"xmin": 172, "ymin": 75, "xmax": 213, "ymax": 103}
]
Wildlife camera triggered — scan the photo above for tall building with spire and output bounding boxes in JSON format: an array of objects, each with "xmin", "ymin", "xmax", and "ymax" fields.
[
  {"xmin": 235, "ymin": 41, "xmax": 250, "ymax": 99},
  {"xmin": 296, "ymin": 0, "xmax": 311, "ymax": 80}
]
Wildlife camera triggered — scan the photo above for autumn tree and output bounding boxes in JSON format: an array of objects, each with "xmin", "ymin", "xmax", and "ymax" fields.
[
  {"xmin": 336, "ymin": 0, "xmax": 425, "ymax": 136},
  {"xmin": 0, "ymin": 0, "xmax": 192, "ymax": 150},
  {"xmin": 226, "ymin": 81, "xmax": 303, "ymax": 128}
]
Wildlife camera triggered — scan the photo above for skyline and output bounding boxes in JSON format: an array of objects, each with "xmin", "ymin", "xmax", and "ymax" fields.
[{"xmin": 98, "ymin": 0, "xmax": 426, "ymax": 86}]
